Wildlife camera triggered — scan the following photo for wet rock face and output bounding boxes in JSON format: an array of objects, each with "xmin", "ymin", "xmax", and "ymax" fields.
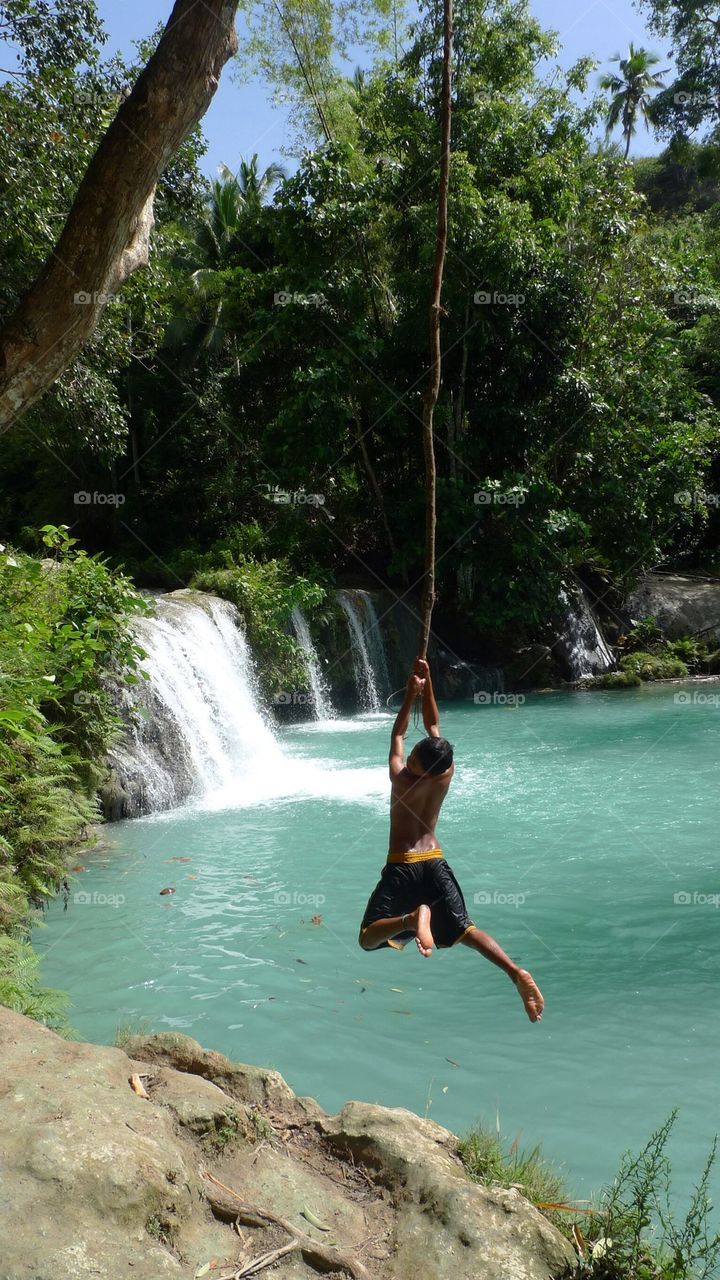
[
  {"xmin": 626, "ymin": 573, "xmax": 720, "ymax": 642},
  {"xmin": 0, "ymin": 1013, "xmax": 576, "ymax": 1280}
]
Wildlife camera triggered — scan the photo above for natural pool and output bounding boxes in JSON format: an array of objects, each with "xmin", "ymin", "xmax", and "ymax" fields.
[{"xmin": 36, "ymin": 683, "xmax": 720, "ymax": 1208}]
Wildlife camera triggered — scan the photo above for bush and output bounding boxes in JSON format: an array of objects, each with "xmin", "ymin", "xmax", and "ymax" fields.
[
  {"xmin": 665, "ymin": 638, "xmax": 707, "ymax": 671},
  {"xmin": 620, "ymin": 652, "xmax": 689, "ymax": 681},
  {"xmin": 625, "ymin": 617, "xmax": 664, "ymax": 651},
  {"xmin": 590, "ymin": 670, "xmax": 642, "ymax": 689},
  {"xmin": 583, "ymin": 1113, "xmax": 720, "ymax": 1280},
  {"xmin": 0, "ymin": 526, "xmax": 148, "ymax": 1023},
  {"xmin": 191, "ymin": 558, "xmax": 325, "ymax": 699}
]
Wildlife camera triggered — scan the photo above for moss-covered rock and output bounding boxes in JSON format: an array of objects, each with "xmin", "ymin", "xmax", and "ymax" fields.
[{"xmin": 588, "ymin": 669, "xmax": 642, "ymax": 689}]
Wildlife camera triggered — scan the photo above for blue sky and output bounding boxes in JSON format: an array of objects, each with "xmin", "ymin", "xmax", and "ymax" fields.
[
  {"xmin": 96, "ymin": 0, "xmax": 672, "ymax": 176},
  {"xmin": 55, "ymin": 1, "xmax": 677, "ymax": 174}
]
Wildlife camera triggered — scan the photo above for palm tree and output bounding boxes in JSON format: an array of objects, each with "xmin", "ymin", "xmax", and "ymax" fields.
[
  {"xmin": 167, "ymin": 156, "xmax": 286, "ymax": 356},
  {"xmin": 600, "ymin": 45, "xmax": 668, "ymax": 160}
]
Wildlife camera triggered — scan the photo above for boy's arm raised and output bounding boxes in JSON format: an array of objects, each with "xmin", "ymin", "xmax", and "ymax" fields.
[
  {"xmin": 389, "ymin": 673, "xmax": 424, "ymax": 776},
  {"xmin": 415, "ymin": 658, "xmax": 440, "ymax": 738}
]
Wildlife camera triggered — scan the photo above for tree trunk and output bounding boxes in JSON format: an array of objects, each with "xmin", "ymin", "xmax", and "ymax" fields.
[
  {"xmin": 0, "ymin": 0, "xmax": 240, "ymax": 431},
  {"xmin": 418, "ymin": 0, "xmax": 453, "ymax": 660}
]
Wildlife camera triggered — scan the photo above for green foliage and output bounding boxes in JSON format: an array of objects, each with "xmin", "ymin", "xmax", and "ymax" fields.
[
  {"xmin": 1, "ymin": 0, "xmax": 720, "ymax": 653},
  {"xmin": 583, "ymin": 1113, "xmax": 720, "ymax": 1280},
  {"xmin": 458, "ymin": 1122, "xmax": 566, "ymax": 1217},
  {"xmin": 590, "ymin": 670, "xmax": 643, "ymax": 689},
  {"xmin": 626, "ymin": 617, "xmax": 664, "ymax": 650},
  {"xmin": 0, "ymin": 936, "xmax": 69, "ymax": 1027},
  {"xmin": 620, "ymin": 652, "xmax": 689, "ymax": 680},
  {"xmin": 665, "ymin": 637, "xmax": 705, "ymax": 670},
  {"xmin": 0, "ymin": 529, "xmax": 147, "ymax": 1021},
  {"xmin": 191, "ymin": 558, "xmax": 325, "ymax": 698},
  {"xmin": 209, "ymin": 1107, "xmax": 243, "ymax": 1151}
]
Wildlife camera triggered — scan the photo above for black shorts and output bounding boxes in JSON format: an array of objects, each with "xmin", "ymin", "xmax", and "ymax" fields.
[{"xmin": 360, "ymin": 855, "xmax": 473, "ymax": 950}]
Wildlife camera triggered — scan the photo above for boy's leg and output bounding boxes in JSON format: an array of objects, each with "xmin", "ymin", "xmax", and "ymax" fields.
[
  {"xmin": 360, "ymin": 905, "xmax": 434, "ymax": 957},
  {"xmin": 460, "ymin": 926, "xmax": 544, "ymax": 1022}
]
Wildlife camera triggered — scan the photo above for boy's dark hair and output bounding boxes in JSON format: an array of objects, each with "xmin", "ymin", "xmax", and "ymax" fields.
[{"xmin": 413, "ymin": 736, "xmax": 454, "ymax": 776}]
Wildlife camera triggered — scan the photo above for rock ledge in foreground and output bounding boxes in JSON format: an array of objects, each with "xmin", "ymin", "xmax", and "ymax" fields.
[{"xmin": 0, "ymin": 1010, "xmax": 576, "ymax": 1280}]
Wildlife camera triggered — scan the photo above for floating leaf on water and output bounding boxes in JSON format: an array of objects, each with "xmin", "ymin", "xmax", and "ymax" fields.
[
  {"xmin": 390, "ymin": 987, "xmax": 403, "ymax": 993},
  {"xmin": 187, "ymin": 875, "xmax": 198, "ymax": 880},
  {"xmin": 159, "ymin": 887, "xmax": 175, "ymax": 895},
  {"xmin": 446, "ymin": 1058, "xmax": 460, "ymax": 1067},
  {"xmin": 301, "ymin": 1206, "xmax": 330, "ymax": 1232}
]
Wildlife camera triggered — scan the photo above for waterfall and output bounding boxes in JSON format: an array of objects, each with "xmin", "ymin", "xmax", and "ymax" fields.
[
  {"xmin": 555, "ymin": 582, "xmax": 616, "ymax": 680},
  {"xmin": 290, "ymin": 606, "xmax": 335, "ymax": 719},
  {"xmin": 336, "ymin": 589, "xmax": 390, "ymax": 711},
  {"xmin": 105, "ymin": 592, "xmax": 283, "ymax": 818}
]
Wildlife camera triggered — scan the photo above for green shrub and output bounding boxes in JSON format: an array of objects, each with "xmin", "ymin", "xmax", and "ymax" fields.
[
  {"xmin": 625, "ymin": 617, "xmax": 664, "ymax": 651},
  {"xmin": 0, "ymin": 527, "xmax": 148, "ymax": 1022},
  {"xmin": 665, "ymin": 638, "xmax": 708, "ymax": 671},
  {"xmin": 583, "ymin": 1113, "xmax": 720, "ymax": 1280},
  {"xmin": 620, "ymin": 652, "xmax": 689, "ymax": 681},
  {"xmin": 589, "ymin": 670, "xmax": 642, "ymax": 689},
  {"xmin": 191, "ymin": 558, "xmax": 324, "ymax": 699}
]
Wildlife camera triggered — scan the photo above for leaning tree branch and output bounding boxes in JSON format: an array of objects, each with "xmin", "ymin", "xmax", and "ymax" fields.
[{"xmin": 0, "ymin": 0, "xmax": 240, "ymax": 430}]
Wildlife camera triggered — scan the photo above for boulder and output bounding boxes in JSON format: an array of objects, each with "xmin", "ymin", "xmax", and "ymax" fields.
[
  {"xmin": 0, "ymin": 1012, "xmax": 576, "ymax": 1280},
  {"xmin": 626, "ymin": 573, "xmax": 720, "ymax": 641}
]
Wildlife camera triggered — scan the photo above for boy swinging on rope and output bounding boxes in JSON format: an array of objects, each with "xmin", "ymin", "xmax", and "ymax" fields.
[{"xmin": 359, "ymin": 658, "xmax": 544, "ymax": 1022}]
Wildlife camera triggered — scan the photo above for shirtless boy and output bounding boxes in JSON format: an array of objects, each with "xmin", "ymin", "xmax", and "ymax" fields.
[{"xmin": 358, "ymin": 658, "xmax": 544, "ymax": 1022}]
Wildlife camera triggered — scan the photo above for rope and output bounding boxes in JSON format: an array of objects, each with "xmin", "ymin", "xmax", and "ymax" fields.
[{"xmin": 417, "ymin": 0, "xmax": 453, "ymax": 660}]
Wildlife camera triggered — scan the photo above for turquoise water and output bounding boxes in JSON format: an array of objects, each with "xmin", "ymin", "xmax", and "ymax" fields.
[{"xmin": 37, "ymin": 684, "xmax": 720, "ymax": 1208}]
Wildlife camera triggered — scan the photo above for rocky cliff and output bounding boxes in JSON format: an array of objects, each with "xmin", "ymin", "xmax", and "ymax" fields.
[{"xmin": 0, "ymin": 1008, "xmax": 576, "ymax": 1280}]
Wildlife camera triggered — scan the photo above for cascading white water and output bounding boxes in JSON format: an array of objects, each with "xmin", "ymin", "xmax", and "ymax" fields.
[
  {"xmin": 336, "ymin": 589, "xmax": 389, "ymax": 711},
  {"xmin": 108, "ymin": 592, "xmax": 283, "ymax": 817},
  {"xmin": 290, "ymin": 606, "xmax": 335, "ymax": 719},
  {"xmin": 556, "ymin": 582, "xmax": 616, "ymax": 680}
]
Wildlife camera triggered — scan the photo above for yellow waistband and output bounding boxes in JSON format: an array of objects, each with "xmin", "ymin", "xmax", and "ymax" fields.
[{"xmin": 387, "ymin": 848, "xmax": 443, "ymax": 865}]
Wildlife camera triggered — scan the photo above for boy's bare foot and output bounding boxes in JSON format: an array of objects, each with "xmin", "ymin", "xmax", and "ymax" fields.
[
  {"xmin": 409, "ymin": 905, "xmax": 434, "ymax": 957},
  {"xmin": 513, "ymin": 969, "xmax": 544, "ymax": 1022}
]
